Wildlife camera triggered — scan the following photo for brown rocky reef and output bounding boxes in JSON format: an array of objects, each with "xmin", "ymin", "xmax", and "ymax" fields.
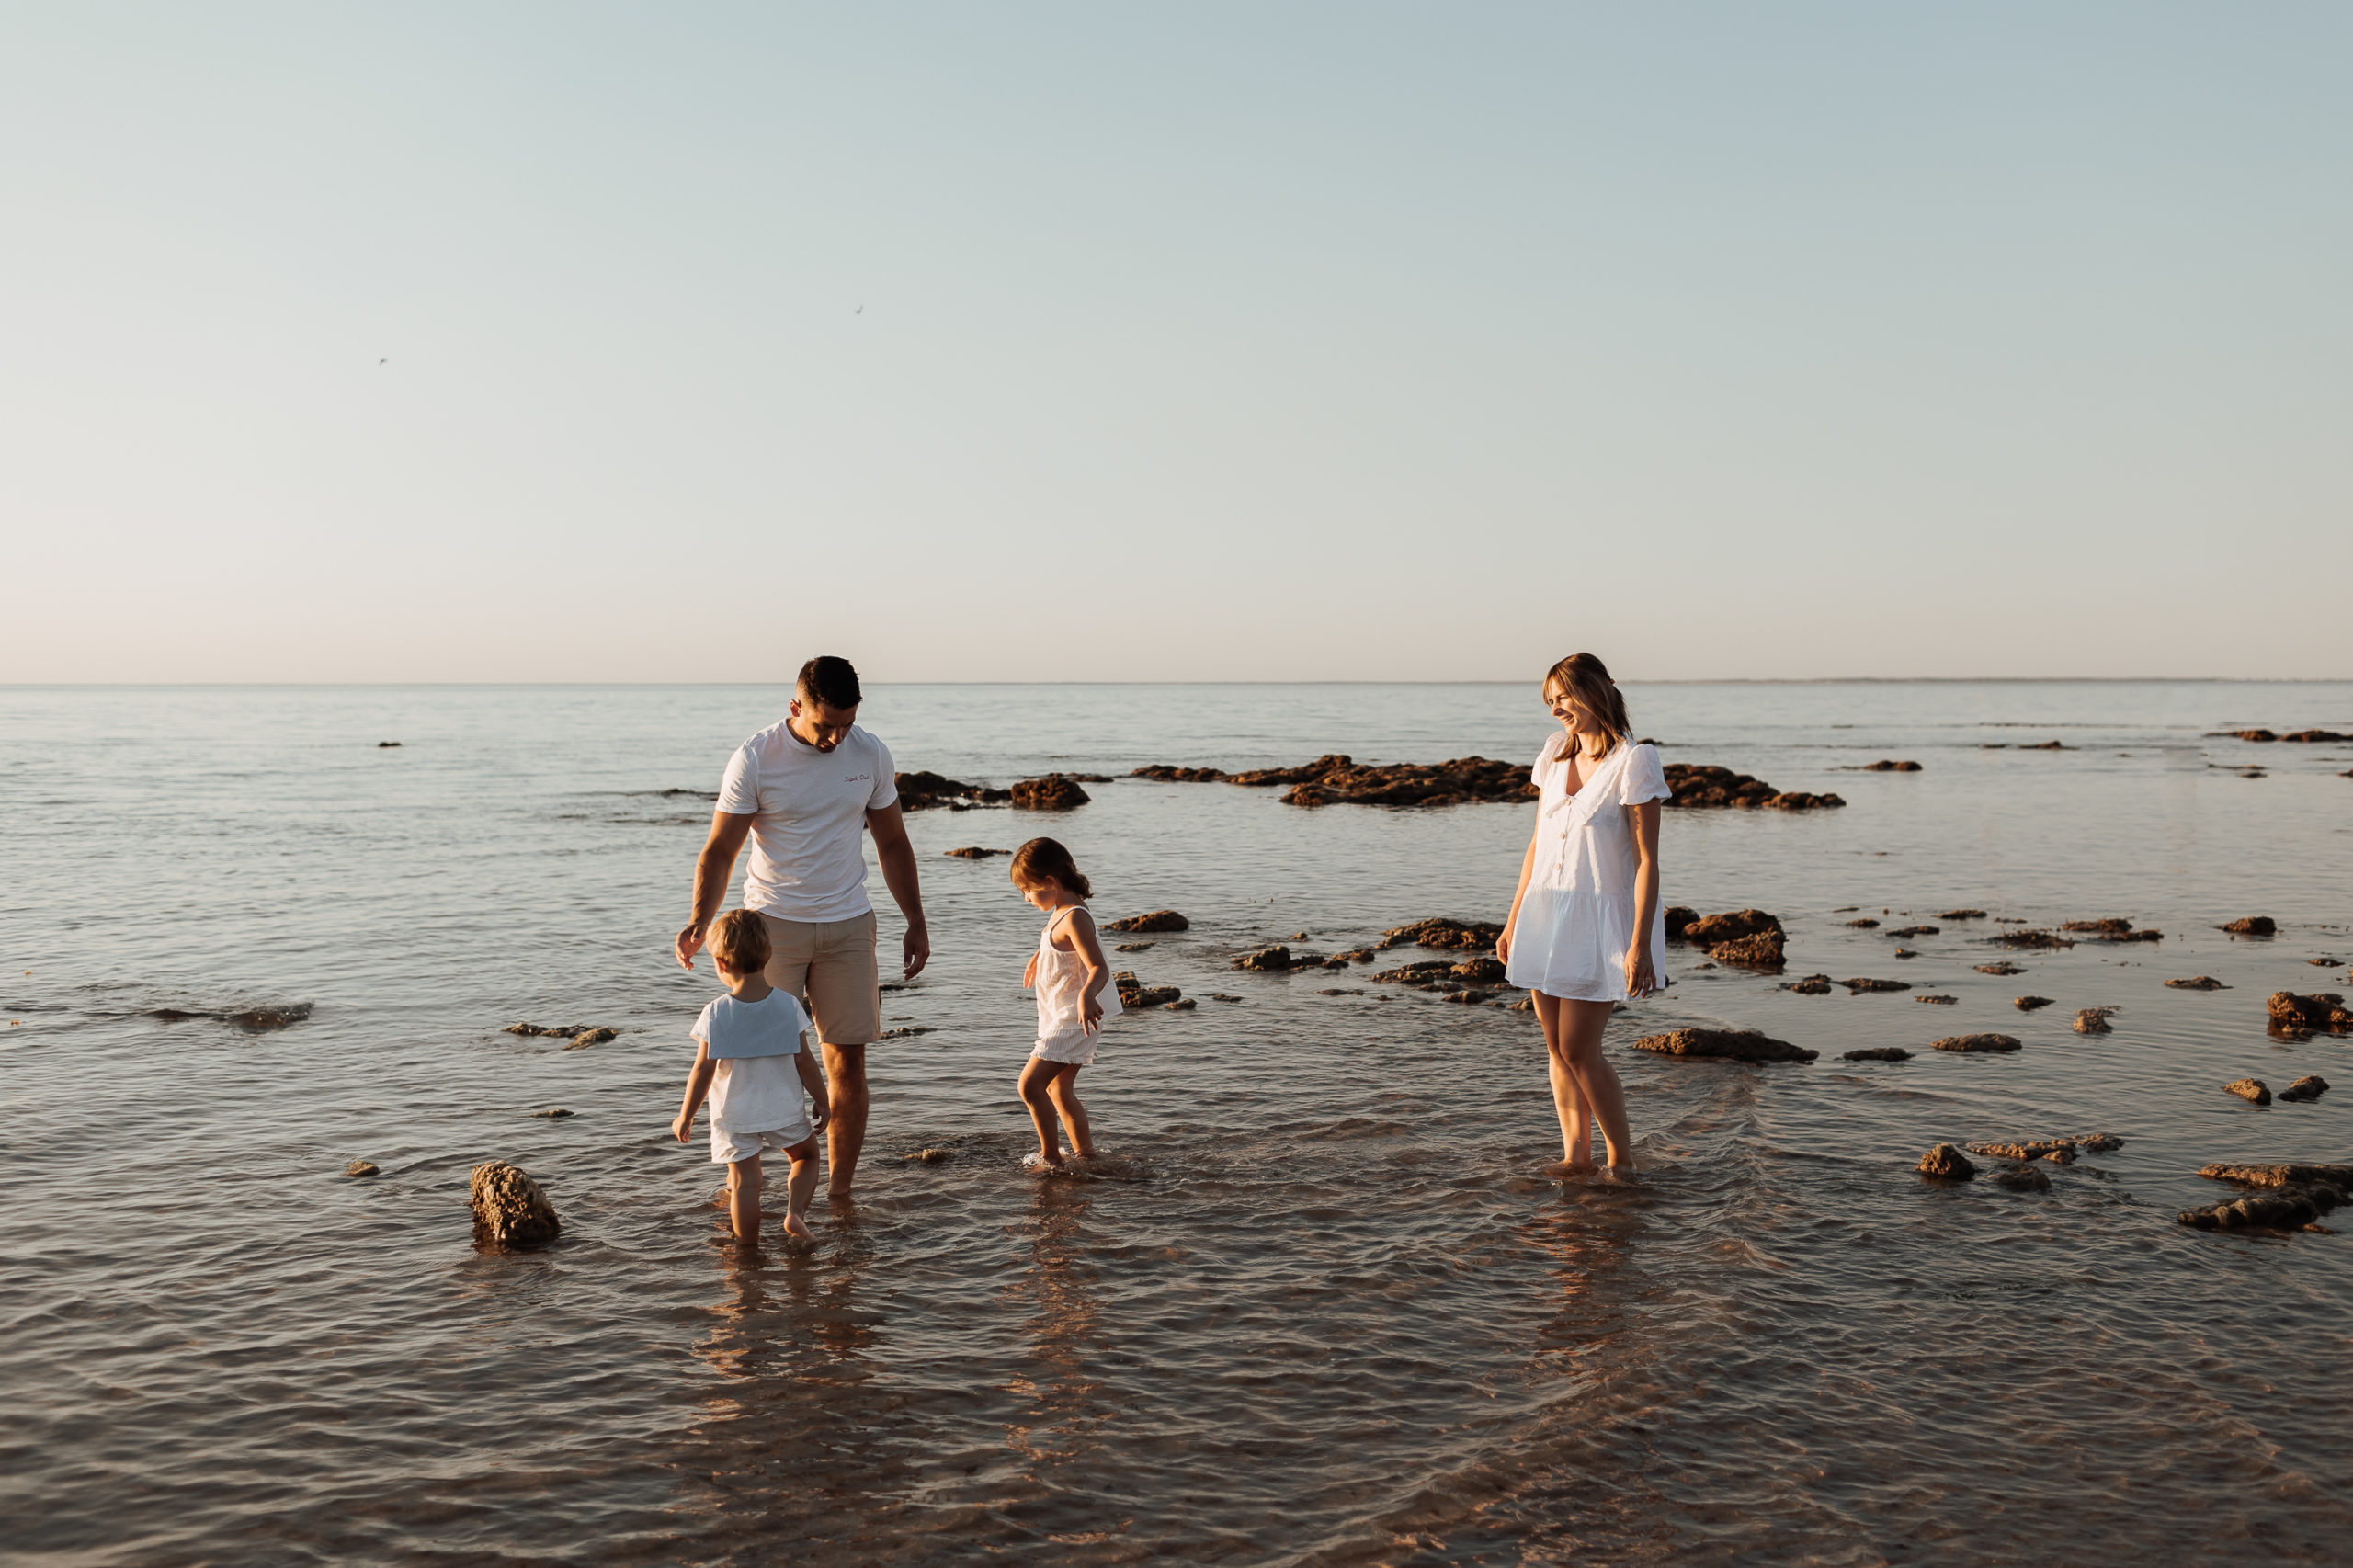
[
  {"xmin": 2060, "ymin": 917, "xmax": 2163, "ymax": 943},
  {"xmin": 2280, "ymin": 1075, "xmax": 2329, "ymax": 1103},
  {"xmin": 2209, "ymin": 728, "xmax": 2353, "ymax": 744},
  {"xmin": 2225, "ymin": 1078, "xmax": 2272, "ymax": 1106},
  {"xmin": 1105, "ymin": 910, "xmax": 1189, "ymax": 934},
  {"xmin": 471, "ymin": 1161, "xmax": 561, "ymax": 1248},
  {"xmin": 1667, "ymin": 908, "xmax": 1787, "ymax": 970},
  {"xmin": 1992, "ymin": 929, "xmax": 2075, "ymax": 949},
  {"xmin": 1862, "ymin": 760, "xmax": 1923, "ymax": 771},
  {"xmin": 942, "ymin": 846, "xmax": 1006, "ymax": 858},
  {"xmin": 2268, "ymin": 992, "xmax": 2353, "ymax": 1037},
  {"xmin": 506, "ymin": 1021, "xmax": 618, "ymax": 1050},
  {"xmin": 1662, "ymin": 764, "xmax": 1843, "ymax": 811},
  {"xmin": 1846, "ymin": 1046, "xmax": 1911, "ymax": 1061},
  {"xmin": 151, "ymin": 1002, "xmax": 314, "ymax": 1032},
  {"xmin": 1632, "ymin": 1028, "xmax": 1817, "ymax": 1063},
  {"xmin": 1112, "ymin": 971, "xmax": 1182, "ymax": 1008},
  {"xmin": 1381, "ymin": 917, "xmax": 1504, "ymax": 952},
  {"xmin": 895, "ymin": 771, "xmax": 1011, "ymax": 811},
  {"xmin": 1933, "ymin": 1033, "xmax": 2023, "ymax": 1053},
  {"xmin": 2165, "ymin": 976, "xmax": 2228, "ymax": 990},
  {"xmin": 1233, "ymin": 946, "xmax": 1321, "ymax": 972},
  {"xmin": 2180, "ymin": 1164, "xmax": 2351, "ymax": 1232},
  {"xmin": 1132, "ymin": 755, "xmax": 1536, "ymax": 808},
  {"xmin": 2072, "ymin": 1007, "xmax": 2117, "ymax": 1035},
  {"xmin": 1917, "ymin": 1144, "xmax": 1975, "ymax": 1179},
  {"xmin": 2219, "ymin": 916, "xmax": 2276, "ymax": 936},
  {"xmin": 1011, "ymin": 774, "xmax": 1092, "ymax": 811},
  {"xmin": 1843, "ymin": 978, "xmax": 1911, "ymax": 994}
]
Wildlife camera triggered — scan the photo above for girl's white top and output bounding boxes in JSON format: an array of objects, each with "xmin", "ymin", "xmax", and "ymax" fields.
[
  {"xmin": 1034, "ymin": 907, "xmax": 1120, "ymax": 1044},
  {"xmin": 693, "ymin": 990, "xmax": 812, "ymax": 1134},
  {"xmin": 1503, "ymin": 734, "xmax": 1672, "ymax": 1004}
]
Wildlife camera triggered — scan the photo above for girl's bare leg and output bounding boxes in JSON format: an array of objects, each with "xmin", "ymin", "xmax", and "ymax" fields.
[
  {"xmin": 1556, "ymin": 997, "xmax": 1635, "ymax": 1171},
  {"xmin": 725, "ymin": 1155, "xmax": 763, "ymax": 1241},
  {"xmin": 1017, "ymin": 1056, "xmax": 1069, "ymax": 1165},
  {"xmin": 1046, "ymin": 1065, "xmax": 1095, "ymax": 1160},
  {"xmin": 781, "ymin": 1140, "xmax": 820, "ymax": 1243},
  {"xmin": 1535, "ymin": 992, "xmax": 1594, "ymax": 1171}
]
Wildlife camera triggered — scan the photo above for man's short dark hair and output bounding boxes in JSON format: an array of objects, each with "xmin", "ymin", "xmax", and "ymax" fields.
[{"xmin": 797, "ymin": 656, "xmax": 862, "ymax": 710}]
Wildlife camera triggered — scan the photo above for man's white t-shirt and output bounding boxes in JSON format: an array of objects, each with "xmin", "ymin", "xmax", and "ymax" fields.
[{"xmin": 717, "ymin": 722, "xmax": 899, "ymax": 923}]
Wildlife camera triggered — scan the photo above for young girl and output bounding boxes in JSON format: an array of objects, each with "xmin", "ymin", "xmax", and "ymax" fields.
[
  {"xmin": 1010, "ymin": 837, "xmax": 1121, "ymax": 1170},
  {"xmin": 1497, "ymin": 652, "xmax": 1669, "ymax": 1180},
  {"xmin": 671, "ymin": 909, "xmax": 831, "ymax": 1244}
]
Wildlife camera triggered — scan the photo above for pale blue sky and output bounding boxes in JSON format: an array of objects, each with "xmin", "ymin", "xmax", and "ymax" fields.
[{"xmin": 4, "ymin": 3, "xmax": 2347, "ymax": 681}]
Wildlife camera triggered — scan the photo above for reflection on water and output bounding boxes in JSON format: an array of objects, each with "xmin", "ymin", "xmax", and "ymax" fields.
[{"xmin": 5, "ymin": 682, "xmax": 2352, "ymax": 1562}]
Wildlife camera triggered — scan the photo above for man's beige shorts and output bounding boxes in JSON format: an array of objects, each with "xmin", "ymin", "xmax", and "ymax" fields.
[{"xmin": 757, "ymin": 911, "xmax": 881, "ymax": 1047}]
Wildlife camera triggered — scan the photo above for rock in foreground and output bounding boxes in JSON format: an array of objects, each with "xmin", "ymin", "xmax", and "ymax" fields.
[
  {"xmin": 2180, "ymin": 1181, "xmax": 2347, "ymax": 1232},
  {"xmin": 1993, "ymin": 1165, "xmax": 2052, "ymax": 1193},
  {"xmin": 2225, "ymin": 1078, "xmax": 2272, "ymax": 1106},
  {"xmin": 1932, "ymin": 1033, "xmax": 2023, "ymax": 1053},
  {"xmin": 1632, "ymin": 1028, "xmax": 1817, "ymax": 1064},
  {"xmin": 2280, "ymin": 1076, "xmax": 2329, "ymax": 1103},
  {"xmin": 470, "ymin": 1161, "xmax": 561, "ymax": 1249},
  {"xmin": 1112, "ymin": 971, "xmax": 1181, "ymax": 1008},
  {"xmin": 1105, "ymin": 910, "xmax": 1189, "ymax": 934},
  {"xmin": 1381, "ymin": 917, "xmax": 1504, "ymax": 952},
  {"xmin": 1917, "ymin": 1144, "xmax": 1975, "ymax": 1179},
  {"xmin": 1709, "ymin": 930, "xmax": 1787, "ymax": 970}
]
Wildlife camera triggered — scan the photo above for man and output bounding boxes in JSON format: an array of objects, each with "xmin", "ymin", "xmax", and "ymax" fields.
[{"xmin": 676, "ymin": 655, "xmax": 929, "ymax": 1201}]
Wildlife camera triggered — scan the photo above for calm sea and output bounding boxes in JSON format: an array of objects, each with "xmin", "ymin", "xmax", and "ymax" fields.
[{"xmin": 4, "ymin": 682, "xmax": 2349, "ymax": 1565}]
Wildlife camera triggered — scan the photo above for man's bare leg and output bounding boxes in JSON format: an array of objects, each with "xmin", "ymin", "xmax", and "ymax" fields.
[{"xmin": 822, "ymin": 1040, "xmax": 870, "ymax": 1199}]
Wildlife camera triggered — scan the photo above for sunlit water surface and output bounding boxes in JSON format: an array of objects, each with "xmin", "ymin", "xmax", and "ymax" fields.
[{"xmin": 4, "ymin": 682, "xmax": 2350, "ymax": 1565}]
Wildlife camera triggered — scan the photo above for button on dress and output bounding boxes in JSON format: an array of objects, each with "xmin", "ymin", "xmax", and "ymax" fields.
[{"xmin": 1504, "ymin": 735, "xmax": 1671, "ymax": 1003}]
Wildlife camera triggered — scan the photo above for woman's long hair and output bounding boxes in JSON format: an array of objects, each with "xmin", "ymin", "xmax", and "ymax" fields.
[
  {"xmin": 1010, "ymin": 836, "xmax": 1092, "ymax": 900},
  {"xmin": 1544, "ymin": 652, "xmax": 1631, "ymax": 756}
]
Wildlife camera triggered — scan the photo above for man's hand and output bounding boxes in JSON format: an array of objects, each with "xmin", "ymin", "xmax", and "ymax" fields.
[
  {"xmin": 675, "ymin": 919, "xmax": 708, "ymax": 971},
  {"xmin": 671, "ymin": 1110, "xmax": 693, "ymax": 1143},
  {"xmin": 903, "ymin": 922, "xmax": 930, "ymax": 981}
]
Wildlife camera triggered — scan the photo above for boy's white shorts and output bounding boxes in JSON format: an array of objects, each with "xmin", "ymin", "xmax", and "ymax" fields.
[{"xmin": 710, "ymin": 1120, "xmax": 815, "ymax": 1165}]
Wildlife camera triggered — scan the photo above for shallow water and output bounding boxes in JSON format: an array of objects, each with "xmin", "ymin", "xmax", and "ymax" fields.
[{"xmin": 4, "ymin": 681, "xmax": 2350, "ymax": 1565}]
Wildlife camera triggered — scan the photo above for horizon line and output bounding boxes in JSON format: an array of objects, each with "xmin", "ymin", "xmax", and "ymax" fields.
[{"xmin": 3, "ymin": 676, "xmax": 2350, "ymax": 689}]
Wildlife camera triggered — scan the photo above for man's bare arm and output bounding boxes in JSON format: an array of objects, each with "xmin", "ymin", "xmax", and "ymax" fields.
[
  {"xmin": 866, "ymin": 801, "xmax": 930, "ymax": 980},
  {"xmin": 676, "ymin": 811, "xmax": 755, "ymax": 969}
]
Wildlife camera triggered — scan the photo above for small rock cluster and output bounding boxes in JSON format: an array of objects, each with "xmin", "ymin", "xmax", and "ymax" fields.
[
  {"xmin": 2180, "ymin": 1164, "xmax": 2353, "ymax": 1232},
  {"xmin": 1662, "ymin": 764, "xmax": 1843, "ymax": 811},
  {"xmin": 1133, "ymin": 755, "xmax": 1537, "ymax": 808},
  {"xmin": 1631, "ymin": 1028, "xmax": 1816, "ymax": 1063},
  {"xmin": 2268, "ymin": 992, "xmax": 2353, "ymax": 1037},
  {"xmin": 2058, "ymin": 917, "xmax": 2163, "ymax": 943},
  {"xmin": 1665, "ymin": 907, "xmax": 1786, "ymax": 970},
  {"xmin": 1105, "ymin": 910, "xmax": 1190, "ymax": 934},
  {"xmin": 1113, "ymin": 971, "xmax": 1185, "ymax": 1009},
  {"xmin": 506, "ymin": 1021, "xmax": 618, "ymax": 1051},
  {"xmin": 1010, "ymin": 774, "xmax": 1092, "ymax": 811},
  {"xmin": 895, "ymin": 771, "xmax": 1010, "ymax": 811}
]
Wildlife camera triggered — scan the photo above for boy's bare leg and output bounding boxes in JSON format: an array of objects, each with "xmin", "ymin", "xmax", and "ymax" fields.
[
  {"xmin": 726, "ymin": 1155, "xmax": 763, "ymax": 1241},
  {"xmin": 1555, "ymin": 996, "xmax": 1634, "ymax": 1172},
  {"xmin": 781, "ymin": 1140, "xmax": 819, "ymax": 1244},
  {"xmin": 1046, "ymin": 1066, "xmax": 1095, "ymax": 1160},
  {"xmin": 822, "ymin": 1041, "xmax": 870, "ymax": 1199},
  {"xmin": 1017, "ymin": 1056, "xmax": 1068, "ymax": 1165}
]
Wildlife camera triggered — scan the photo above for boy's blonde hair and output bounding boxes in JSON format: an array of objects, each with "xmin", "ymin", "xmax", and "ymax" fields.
[{"xmin": 710, "ymin": 909, "xmax": 771, "ymax": 975}]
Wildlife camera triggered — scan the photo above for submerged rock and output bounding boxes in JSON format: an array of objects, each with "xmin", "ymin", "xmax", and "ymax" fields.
[
  {"xmin": 153, "ymin": 1002, "xmax": 315, "ymax": 1032},
  {"xmin": 2225, "ymin": 1078, "xmax": 2272, "ymax": 1106},
  {"xmin": 1993, "ymin": 929, "xmax": 2076, "ymax": 949},
  {"xmin": 1888, "ymin": 925, "xmax": 1940, "ymax": 938},
  {"xmin": 2280, "ymin": 1075, "xmax": 2329, "ymax": 1103},
  {"xmin": 895, "ymin": 771, "xmax": 1011, "ymax": 811},
  {"xmin": 1104, "ymin": 910, "xmax": 1189, "ymax": 934},
  {"xmin": 1916, "ymin": 994, "xmax": 1957, "ymax": 1006},
  {"xmin": 1233, "ymin": 946, "xmax": 1318, "ymax": 972},
  {"xmin": 1010, "ymin": 774, "xmax": 1091, "ymax": 811},
  {"xmin": 2165, "ymin": 976, "xmax": 2229, "ymax": 990},
  {"xmin": 470, "ymin": 1161, "xmax": 561, "ymax": 1248},
  {"xmin": 1993, "ymin": 1165, "xmax": 2052, "ymax": 1192},
  {"xmin": 1784, "ymin": 974, "xmax": 1836, "ymax": 995},
  {"xmin": 1631, "ymin": 1028, "xmax": 1816, "ymax": 1063},
  {"xmin": 346, "ymin": 1160, "xmax": 380, "ymax": 1178},
  {"xmin": 2199, "ymin": 1162, "xmax": 2353, "ymax": 1188},
  {"xmin": 1917, "ymin": 1144, "xmax": 1976, "ymax": 1179},
  {"xmin": 1114, "ymin": 941, "xmax": 1154, "ymax": 953},
  {"xmin": 2071, "ymin": 1133, "xmax": 2125, "ymax": 1152},
  {"xmin": 1682, "ymin": 909, "xmax": 1783, "ymax": 946},
  {"xmin": 1663, "ymin": 763, "xmax": 1843, "ymax": 811},
  {"xmin": 2071, "ymin": 1007, "xmax": 2117, "ymax": 1035},
  {"xmin": 905, "ymin": 1148, "xmax": 950, "ymax": 1165},
  {"xmin": 563, "ymin": 1028, "xmax": 616, "ymax": 1051},
  {"xmin": 533, "ymin": 1108, "xmax": 574, "ymax": 1119},
  {"xmin": 1932, "ymin": 1033, "xmax": 2023, "ymax": 1053},
  {"xmin": 1846, "ymin": 1047, "xmax": 1912, "ymax": 1062},
  {"xmin": 2015, "ymin": 996, "xmax": 2055, "ymax": 1011},
  {"xmin": 2219, "ymin": 916, "xmax": 2277, "ymax": 936},
  {"xmin": 1708, "ymin": 930, "xmax": 1787, "ymax": 970},
  {"xmin": 1863, "ymin": 759, "xmax": 1923, "ymax": 772},
  {"xmin": 2267, "ymin": 992, "xmax": 2353, "ymax": 1036},
  {"xmin": 1968, "ymin": 1140, "xmax": 2077, "ymax": 1164},
  {"xmin": 505, "ymin": 1021, "xmax": 594, "ymax": 1038},
  {"xmin": 1381, "ymin": 917, "xmax": 1504, "ymax": 952},
  {"xmin": 1846, "ymin": 918, "xmax": 1881, "ymax": 929},
  {"xmin": 941, "ymin": 846, "xmax": 1007, "ymax": 858},
  {"xmin": 1975, "ymin": 961, "xmax": 2028, "ymax": 976},
  {"xmin": 1842, "ymin": 978, "xmax": 1911, "ymax": 994},
  {"xmin": 1112, "ymin": 971, "xmax": 1181, "ymax": 1008},
  {"xmin": 2061, "ymin": 918, "xmax": 2164, "ymax": 943},
  {"xmin": 2180, "ymin": 1179, "xmax": 2348, "ymax": 1232},
  {"xmin": 1939, "ymin": 909, "xmax": 1989, "ymax": 920}
]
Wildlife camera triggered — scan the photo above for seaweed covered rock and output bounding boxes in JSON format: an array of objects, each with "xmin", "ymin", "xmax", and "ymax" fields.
[
  {"xmin": 1662, "ymin": 764, "xmax": 1843, "ymax": 811},
  {"xmin": 2280, "ymin": 1076, "xmax": 2329, "ymax": 1103},
  {"xmin": 1993, "ymin": 1165, "xmax": 2052, "ymax": 1193},
  {"xmin": 1917, "ymin": 1144, "xmax": 1975, "ymax": 1179},
  {"xmin": 1843, "ymin": 978, "xmax": 1911, "ymax": 994},
  {"xmin": 1112, "ymin": 971, "xmax": 1181, "ymax": 1008},
  {"xmin": 2268, "ymin": 992, "xmax": 2353, "ymax": 1037},
  {"xmin": 2219, "ymin": 916, "xmax": 2276, "ymax": 936},
  {"xmin": 1864, "ymin": 760, "xmax": 1923, "ymax": 772},
  {"xmin": 1234, "ymin": 946, "xmax": 1320, "ymax": 972},
  {"xmin": 1785, "ymin": 974, "xmax": 1836, "ymax": 995},
  {"xmin": 895, "ymin": 771, "xmax": 1011, "ymax": 811},
  {"xmin": 1975, "ymin": 961, "xmax": 2027, "ymax": 976},
  {"xmin": 470, "ymin": 1161, "xmax": 561, "ymax": 1249},
  {"xmin": 1709, "ymin": 930, "xmax": 1787, "ymax": 970},
  {"xmin": 2165, "ymin": 976, "xmax": 2228, "ymax": 991},
  {"xmin": 2015, "ymin": 996, "xmax": 2055, "ymax": 1012},
  {"xmin": 1845, "ymin": 1047, "xmax": 1911, "ymax": 1061},
  {"xmin": 1010, "ymin": 774, "xmax": 1091, "ymax": 811},
  {"xmin": 2199, "ymin": 1162, "xmax": 2353, "ymax": 1188},
  {"xmin": 2060, "ymin": 918, "xmax": 2163, "ymax": 943},
  {"xmin": 2225, "ymin": 1078, "xmax": 2272, "ymax": 1106},
  {"xmin": 1631, "ymin": 1028, "xmax": 1816, "ymax": 1064},
  {"xmin": 1968, "ymin": 1140, "xmax": 2077, "ymax": 1164},
  {"xmin": 1993, "ymin": 929, "xmax": 2075, "ymax": 949},
  {"xmin": 1381, "ymin": 917, "xmax": 1504, "ymax": 952},
  {"xmin": 2180, "ymin": 1176, "xmax": 2348, "ymax": 1232},
  {"xmin": 1105, "ymin": 910, "xmax": 1189, "ymax": 934},
  {"xmin": 1683, "ymin": 909, "xmax": 1782, "ymax": 946},
  {"xmin": 1284, "ymin": 756, "xmax": 1538, "ymax": 808},
  {"xmin": 2072, "ymin": 1007, "xmax": 2117, "ymax": 1035},
  {"xmin": 1932, "ymin": 1033, "xmax": 2023, "ymax": 1053}
]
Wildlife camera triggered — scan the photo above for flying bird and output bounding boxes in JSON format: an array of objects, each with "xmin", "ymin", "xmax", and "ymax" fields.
[
  {"xmin": 378, "ymin": 358, "xmax": 387, "ymax": 365},
  {"xmin": 855, "ymin": 305, "xmax": 863, "ymax": 314}
]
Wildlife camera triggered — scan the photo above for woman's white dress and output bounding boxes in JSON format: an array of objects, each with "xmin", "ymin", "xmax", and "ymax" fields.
[{"xmin": 1504, "ymin": 734, "xmax": 1671, "ymax": 1003}]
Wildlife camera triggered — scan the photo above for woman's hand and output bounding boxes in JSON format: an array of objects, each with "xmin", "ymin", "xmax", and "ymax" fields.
[
  {"xmin": 1496, "ymin": 926, "xmax": 1514, "ymax": 965},
  {"xmin": 1082, "ymin": 992, "xmax": 1104, "ymax": 1035},
  {"xmin": 1624, "ymin": 942, "xmax": 1658, "ymax": 999}
]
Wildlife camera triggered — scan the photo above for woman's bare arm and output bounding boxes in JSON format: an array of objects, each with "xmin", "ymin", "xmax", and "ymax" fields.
[{"xmin": 1623, "ymin": 801, "xmax": 1662, "ymax": 996}]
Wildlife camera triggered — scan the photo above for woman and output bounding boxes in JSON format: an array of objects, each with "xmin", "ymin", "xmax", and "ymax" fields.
[{"xmin": 1496, "ymin": 653, "xmax": 1668, "ymax": 1178}]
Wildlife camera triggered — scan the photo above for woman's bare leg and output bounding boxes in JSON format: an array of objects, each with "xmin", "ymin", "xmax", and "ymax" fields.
[
  {"xmin": 1534, "ymin": 992, "xmax": 1593, "ymax": 1170},
  {"xmin": 1557, "ymin": 997, "xmax": 1635, "ymax": 1171}
]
